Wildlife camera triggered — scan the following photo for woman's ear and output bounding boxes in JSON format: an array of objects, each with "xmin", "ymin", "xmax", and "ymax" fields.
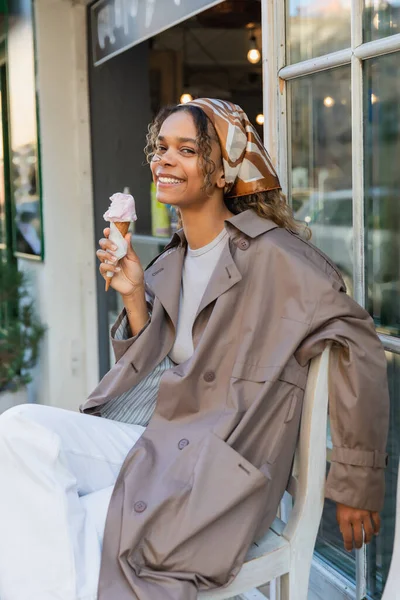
[{"xmin": 216, "ymin": 168, "xmax": 225, "ymax": 190}]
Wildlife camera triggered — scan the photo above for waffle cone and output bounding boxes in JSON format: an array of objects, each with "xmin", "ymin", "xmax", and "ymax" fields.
[
  {"xmin": 105, "ymin": 221, "xmax": 131, "ymax": 292},
  {"xmin": 114, "ymin": 221, "xmax": 130, "ymax": 236}
]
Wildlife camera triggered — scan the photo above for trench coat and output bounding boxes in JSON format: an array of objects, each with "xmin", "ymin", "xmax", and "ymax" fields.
[{"xmin": 82, "ymin": 209, "xmax": 389, "ymax": 600}]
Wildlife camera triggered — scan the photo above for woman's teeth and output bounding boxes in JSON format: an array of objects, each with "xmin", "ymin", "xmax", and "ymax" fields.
[{"xmin": 158, "ymin": 177, "xmax": 183, "ymax": 184}]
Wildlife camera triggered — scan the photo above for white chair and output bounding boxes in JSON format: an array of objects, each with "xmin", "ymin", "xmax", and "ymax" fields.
[
  {"xmin": 381, "ymin": 460, "xmax": 400, "ymax": 600},
  {"xmin": 199, "ymin": 345, "xmax": 331, "ymax": 600}
]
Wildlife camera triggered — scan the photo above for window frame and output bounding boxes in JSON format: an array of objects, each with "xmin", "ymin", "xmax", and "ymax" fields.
[
  {"xmin": 0, "ymin": 43, "xmax": 13, "ymax": 264},
  {"xmin": 262, "ymin": 0, "xmax": 400, "ymax": 597}
]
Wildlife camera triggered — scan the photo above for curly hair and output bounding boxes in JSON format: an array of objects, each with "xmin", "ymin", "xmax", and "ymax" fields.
[{"xmin": 145, "ymin": 104, "xmax": 310, "ymax": 239}]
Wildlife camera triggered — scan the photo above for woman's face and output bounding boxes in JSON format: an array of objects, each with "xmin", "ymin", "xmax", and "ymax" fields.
[{"xmin": 150, "ymin": 110, "xmax": 225, "ymax": 208}]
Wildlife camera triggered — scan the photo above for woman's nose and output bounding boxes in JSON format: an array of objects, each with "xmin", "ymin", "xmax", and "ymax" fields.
[{"xmin": 158, "ymin": 149, "xmax": 177, "ymax": 166}]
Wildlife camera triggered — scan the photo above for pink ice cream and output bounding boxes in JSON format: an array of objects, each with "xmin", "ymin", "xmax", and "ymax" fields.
[{"xmin": 103, "ymin": 192, "xmax": 137, "ymax": 222}]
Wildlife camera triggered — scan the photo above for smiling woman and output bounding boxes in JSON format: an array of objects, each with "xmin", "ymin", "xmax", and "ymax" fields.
[{"xmin": 0, "ymin": 98, "xmax": 390, "ymax": 600}]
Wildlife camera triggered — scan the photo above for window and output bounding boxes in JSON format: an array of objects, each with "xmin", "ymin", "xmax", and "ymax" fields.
[
  {"xmin": 0, "ymin": 90, "xmax": 6, "ymax": 252},
  {"xmin": 0, "ymin": 57, "xmax": 12, "ymax": 263},
  {"xmin": 364, "ymin": 0, "xmax": 400, "ymax": 42},
  {"xmin": 364, "ymin": 54, "xmax": 400, "ymax": 338},
  {"xmin": 266, "ymin": 1, "xmax": 400, "ymax": 597},
  {"xmin": 290, "ymin": 67, "xmax": 353, "ymax": 290},
  {"xmin": 287, "ymin": 0, "xmax": 351, "ymax": 63}
]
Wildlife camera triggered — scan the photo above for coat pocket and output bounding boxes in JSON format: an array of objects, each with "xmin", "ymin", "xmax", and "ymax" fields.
[
  {"xmin": 231, "ymin": 360, "xmax": 308, "ymax": 390},
  {"xmin": 230, "ymin": 361, "xmax": 304, "ymax": 465},
  {"xmin": 137, "ymin": 432, "xmax": 271, "ymax": 586},
  {"xmin": 171, "ymin": 432, "xmax": 271, "ymax": 583}
]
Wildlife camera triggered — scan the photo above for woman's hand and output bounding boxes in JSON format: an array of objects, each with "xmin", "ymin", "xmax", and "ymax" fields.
[
  {"xmin": 336, "ymin": 503, "xmax": 381, "ymax": 551},
  {"xmin": 97, "ymin": 228, "xmax": 145, "ymax": 297}
]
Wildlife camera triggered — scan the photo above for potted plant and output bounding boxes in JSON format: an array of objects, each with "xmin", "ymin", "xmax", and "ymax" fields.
[{"xmin": 0, "ymin": 261, "xmax": 46, "ymax": 413}]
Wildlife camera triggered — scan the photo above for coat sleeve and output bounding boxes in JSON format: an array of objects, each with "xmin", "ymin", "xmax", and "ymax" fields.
[
  {"xmin": 110, "ymin": 284, "xmax": 154, "ymax": 363},
  {"xmin": 294, "ymin": 273, "xmax": 389, "ymax": 512}
]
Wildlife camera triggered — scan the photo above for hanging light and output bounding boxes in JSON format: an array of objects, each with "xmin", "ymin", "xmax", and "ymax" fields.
[
  {"xmin": 180, "ymin": 92, "xmax": 193, "ymax": 104},
  {"xmin": 256, "ymin": 113, "xmax": 265, "ymax": 125},
  {"xmin": 180, "ymin": 28, "xmax": 193, "ymax": 105},
  {"xmin": 247, "ymin": 29, "xmax": 261, "ymax": 64},
  {"xmin": 323, "ymin": 96, "xmax": 335, "ymax": 108}
]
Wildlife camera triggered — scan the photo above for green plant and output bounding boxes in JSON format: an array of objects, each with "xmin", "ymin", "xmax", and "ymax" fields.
[{"xmin": 0, "ymin": 261, "xmax": 46, "ymax": 392}]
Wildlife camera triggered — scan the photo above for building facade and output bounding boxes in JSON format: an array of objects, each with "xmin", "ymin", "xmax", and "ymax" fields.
[{"xmin": 2, "ymin": 0, "xmax": 399, "ymax": 597}]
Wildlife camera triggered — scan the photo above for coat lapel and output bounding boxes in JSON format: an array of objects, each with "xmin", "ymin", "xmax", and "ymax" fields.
[
  {"xmin": 145, "ymin": 245, "xmax": 185, "ymax": 330},
  {"xmin": 145, "ymin": 211, "xmax": 276, "ymax": 327},
  {"xmin": 195, "ymin": 238, "xmax": 242, "ymax": 320}
]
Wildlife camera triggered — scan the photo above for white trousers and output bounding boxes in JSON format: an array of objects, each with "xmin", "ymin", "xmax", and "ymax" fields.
[{"xmin": 0, "ymin": 403, "xmax": 145, "ymax": 600}]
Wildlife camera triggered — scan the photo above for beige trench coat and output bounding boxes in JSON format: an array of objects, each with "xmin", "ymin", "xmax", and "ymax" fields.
[{"xmin": 82, "ymin": 209, "xmax": 389, "ymax": 600}]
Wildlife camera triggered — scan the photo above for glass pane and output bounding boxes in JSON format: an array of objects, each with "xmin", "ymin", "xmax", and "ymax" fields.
[
  {"xmin": 364, "ymin": 1, "xmax": 400, "ymax": 42},
  {"xmin": 287, "ymin": 0, "xmax": 351, "ymax": 64},
  {"xmin": 290, "ymin": 66, "xmax": 355, "ymax": 579},
  {"xmin": 8, "ymin": 0, "xmax": 42, "ymax": 258},
  {"xmin": 0, "ymin": 88, "xmax": 5, "ymax": 251},
  {"xmin": 290, "ymin": 66, "xmax": 353, "ymax": 292},
  {"xmin": 367, "ymin": 351, "xmax": 400, "ymax": 598},
  {"xmin": 364, "ymin": 53, "xmax": 400, "ymax": 337}
]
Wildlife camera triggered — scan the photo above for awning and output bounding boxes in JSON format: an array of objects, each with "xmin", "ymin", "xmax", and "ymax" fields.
[{"xmin": 91, "ymin": 0, "xmax": 225, "ymax": 66}]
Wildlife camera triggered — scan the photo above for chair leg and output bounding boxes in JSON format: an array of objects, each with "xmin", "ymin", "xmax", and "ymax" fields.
[{"xmin": 279, "ymin": 565, "xmax": 311, "ymax": 600}]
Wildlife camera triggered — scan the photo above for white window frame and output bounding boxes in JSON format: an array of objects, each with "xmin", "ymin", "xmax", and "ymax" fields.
[{"xmin": 261, "ymin": 0, "xmax": 400, "ymax": 597}]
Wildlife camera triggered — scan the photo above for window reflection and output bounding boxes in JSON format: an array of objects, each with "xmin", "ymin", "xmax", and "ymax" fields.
[
  {"xmin": 290, "ymin": 66, "xmax": 356, "ymax": 579},
  {"xmin": 290, "ymin": 67, "xmax": 353, "ymax": 292},
  {"xmin": 364, "ymin": 53, "xmax": 400, "ymax": 337},
  {"xmin": 287, "ymin": 0, "xmax": 351, "ymax": 64},
  {"xmin": 8, "ymin": 0, "xmax": 42, "ymax": 258},
  {"xmin": 0, "ymin": 90, "xmax": 5, "ymax": 250},
  {"xmin": 364, "ymin": 0, "xmax": 400, "ymax": 42}
]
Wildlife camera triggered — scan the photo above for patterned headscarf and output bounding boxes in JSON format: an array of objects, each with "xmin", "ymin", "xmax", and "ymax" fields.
[{"xmin": 185, "ymin": 98, "xmax": 281, "ymax": 198}]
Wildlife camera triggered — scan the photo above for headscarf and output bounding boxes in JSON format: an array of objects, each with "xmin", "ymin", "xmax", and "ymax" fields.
[{"xmin": 185, "ymin": 98, "xmax": 281, "ymax": 198}]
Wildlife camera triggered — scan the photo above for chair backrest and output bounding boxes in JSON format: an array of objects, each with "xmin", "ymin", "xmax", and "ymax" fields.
[{"xmin": 282, "ymin": 345, "xmax": 331, "ymax": 543}]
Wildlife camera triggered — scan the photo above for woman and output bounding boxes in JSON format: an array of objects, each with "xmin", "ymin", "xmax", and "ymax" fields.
[{"xmin": 0, "ymin": 99, "xmax": 389, "ymax": 600}]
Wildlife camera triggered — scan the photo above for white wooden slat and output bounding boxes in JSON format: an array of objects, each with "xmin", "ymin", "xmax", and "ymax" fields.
[
  {"xmin": 239, "ymin": 589, "xmax": 268, "ymax": 599},
  {"xmin": 379, "ymin": 334, "xmax": 400, "ymax": 354},
  {"xmin": 246, "ymin": 530, "xmax": 288, "ymax": 561},
  {"xmin": 354, "ymin": 33, "xmax": 400, "ymax": 60},
  {"xmin": 279, "ymin": 49, "xmax": 353, "ymax": 80},
  {"xmin": 199, "ymin": 543, "xmax": 291, "ymax": 599}
]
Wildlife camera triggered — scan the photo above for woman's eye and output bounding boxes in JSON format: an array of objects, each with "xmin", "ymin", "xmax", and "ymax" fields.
[
  {"xmin": 181, "ymin": 148, "xmax": 196, "ymax": 154},
  {"xmin": 155, "ymin": 145, "xmax": 166, "ymax": 152}
]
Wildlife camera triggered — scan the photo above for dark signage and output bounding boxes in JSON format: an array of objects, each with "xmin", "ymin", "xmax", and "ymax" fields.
[{"xmin": 91, "ymin": 0, "xmax": 225, "ymax": 66}]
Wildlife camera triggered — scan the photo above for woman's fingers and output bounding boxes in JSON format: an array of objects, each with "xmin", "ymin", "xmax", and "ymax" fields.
[
  {"xmin": 99, "ymin": 237, "xmax": 118, "ymax": 253},
  {"xmin": 371, "ymin": 512, "xmax": 381, "ymax": 535},
  {"xmin": 103, "ymin": 227, "xmax": 110, "ymax": 237},
  {"xmin": 96, "ymin": 249, "xmax": 118, "ymax": 264},
  {"xmin": 99, "ymin": 262, "xmax": 121, "ymax": 277},
  {"xmin": 362, "ymin": 514, "xmax": 375, "ymax": 545},
  {"xmin": 339, "ymin": 519, "xmax": 354, "ymax": 552}
]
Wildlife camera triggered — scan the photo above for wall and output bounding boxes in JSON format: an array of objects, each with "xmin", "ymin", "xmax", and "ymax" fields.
[{"xmin": 22, "ymin": 0, "xmax": 99, "ymax": 410}]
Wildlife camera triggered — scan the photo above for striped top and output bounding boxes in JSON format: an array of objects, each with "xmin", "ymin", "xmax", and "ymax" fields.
[{"xmin": 99, "ymin": 314, "xmax": 176, "ymax": 427}]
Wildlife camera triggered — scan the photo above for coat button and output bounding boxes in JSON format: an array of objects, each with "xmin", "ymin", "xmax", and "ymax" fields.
[
  {"xmin": 178, "ymin": 438, "xmax": 189, "ymax": 450},
  {"xmin": 238, "ymin": 238, "xmax": 250, "ymax": 250},
  {"xmin": 204, "ymin": 371, "xmax": 216, "ymax": 382},
  {"xmin": 134, "ymin": 501, "xmax": 147, "ymax": 513}
]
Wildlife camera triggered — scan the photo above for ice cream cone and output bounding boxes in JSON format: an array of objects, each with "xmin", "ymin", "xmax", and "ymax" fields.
[{"xmin": 105, "ymin": 221, "xmax": 130, "ymax": 291}]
